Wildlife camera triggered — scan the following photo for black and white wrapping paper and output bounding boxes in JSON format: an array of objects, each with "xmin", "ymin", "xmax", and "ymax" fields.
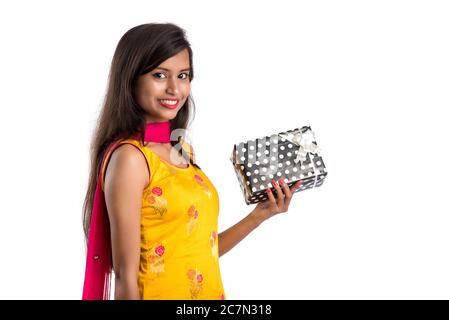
[{"xmin": 230, "ymin": 126, "xmax": 327, "ymax": 204}]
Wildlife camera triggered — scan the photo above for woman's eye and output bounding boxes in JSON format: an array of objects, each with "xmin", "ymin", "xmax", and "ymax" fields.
[
  {"xmin": 179, "ymin": 73, "xmax": 190, "ymax": 80},
  {"xmin": 153, "ymin": 72, "xmax": 166, "ymax": 79}
]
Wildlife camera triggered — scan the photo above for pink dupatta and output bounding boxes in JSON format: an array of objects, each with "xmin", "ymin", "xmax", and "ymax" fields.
[{"xmin": 82, "ymin": 140, "xmax": 121, "ymax": 300}]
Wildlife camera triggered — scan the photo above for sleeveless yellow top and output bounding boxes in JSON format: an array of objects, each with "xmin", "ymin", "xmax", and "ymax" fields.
[{"xmin": 101, "ymin": 138, "xmax": 226, "ymax": 300}]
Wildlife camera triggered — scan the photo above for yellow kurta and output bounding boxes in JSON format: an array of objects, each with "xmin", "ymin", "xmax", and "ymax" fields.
[{"xmin": 101, "ymin": 138, "xmax": 225, "ymax": 300}]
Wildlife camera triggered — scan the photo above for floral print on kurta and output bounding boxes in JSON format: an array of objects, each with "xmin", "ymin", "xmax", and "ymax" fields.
[
  {"xmin": 187, "ymin": 205, "xmax": 199, "ymax": 235},
  {"xmin": 147, "ymin": 186, "xmax": 167, "ymax": 216},
  {"xmin": 148, "ymin": 244, "xmax": 165, "ymax": 275},
  {"xmin": 194, "ymin": 174, "xmax": 211, "ymax": 195},
  {"xmin": 187, "ymin": 268, "xmax": 204, "ymax": 299},
  {"xmin": 210, "ymin": 231, "xmax": 219, "ymax": 259}
]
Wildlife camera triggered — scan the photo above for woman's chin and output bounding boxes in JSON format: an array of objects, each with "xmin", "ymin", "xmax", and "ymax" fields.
[
  {"xmin": 165, "ymin": 108, "xmax": 181, "ymax": 119},
  {"xmin": 146, "ymin": 111, "xmax": 179, "ymax": 122}
]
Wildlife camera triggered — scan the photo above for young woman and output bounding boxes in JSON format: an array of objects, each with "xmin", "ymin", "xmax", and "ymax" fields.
[{"xmin": 82, "ymin": 22, "xmax": 302, "ymax": 300}]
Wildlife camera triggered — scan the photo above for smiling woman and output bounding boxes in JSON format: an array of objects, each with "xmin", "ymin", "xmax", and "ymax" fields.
[
  {"xmin": 82, "ymin": 22, "xmax": 302, "ymax": 301},
  {"xmin": 135, "ymin": 50, "xmax": 192, "ymax": 122}
]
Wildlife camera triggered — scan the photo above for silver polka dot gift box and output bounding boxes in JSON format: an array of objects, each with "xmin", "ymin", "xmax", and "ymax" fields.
[{"xmin": 230, "ymin": 126, "xmax": 328, "ymax": 204}]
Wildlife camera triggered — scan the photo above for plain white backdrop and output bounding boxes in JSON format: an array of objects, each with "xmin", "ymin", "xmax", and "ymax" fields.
[{"xmin": 0, "ymin": 0, "xmax": 448, "ymax": 299}]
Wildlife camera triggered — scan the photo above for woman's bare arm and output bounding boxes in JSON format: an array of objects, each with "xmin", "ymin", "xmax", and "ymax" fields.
[
  {"xmin": 104, "ymin": 144, "xmax": 149, "ymax": 300},
  {"xmin": 218, "ymin": 212, "xmax": 262, "ymax": 257}
]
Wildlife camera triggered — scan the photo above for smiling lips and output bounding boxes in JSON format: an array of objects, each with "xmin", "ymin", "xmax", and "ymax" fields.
[{"xmin": 159, "ymin": 99, "xmax": 179, "ymax": 109}]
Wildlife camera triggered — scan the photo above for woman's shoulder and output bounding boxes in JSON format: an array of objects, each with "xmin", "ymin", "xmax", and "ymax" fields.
[
  {"xmin": 108, "ymin": 138, "xmax": 148, "ymax": 164},
  {"xmin": 110, "ymin": 143, "xmax": 147, "ymax": 164},
  {"xmin": 101, "ymin": 140, "xmax": 150, "ymax": 192}
]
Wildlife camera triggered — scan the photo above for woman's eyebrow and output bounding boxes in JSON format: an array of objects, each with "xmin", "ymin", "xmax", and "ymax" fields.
[{"xmin": 155, "ymin": 67, "xmax": 191, "ymax": 72}]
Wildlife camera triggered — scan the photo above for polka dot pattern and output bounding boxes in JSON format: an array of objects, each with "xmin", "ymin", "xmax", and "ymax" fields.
[{"xmin": 231, "ymin": 126, "xmax": 327, "ymax": 204}]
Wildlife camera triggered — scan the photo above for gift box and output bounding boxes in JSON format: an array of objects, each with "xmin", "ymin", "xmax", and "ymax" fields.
[{"xmin": 230, "ymin": 126, "xmax": 327, "ymax": 204}]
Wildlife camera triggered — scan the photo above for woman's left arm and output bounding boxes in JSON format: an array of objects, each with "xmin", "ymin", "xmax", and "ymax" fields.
[{"xmin": 218, "ymin": 178, "xmax": 302, "ymax": 257}]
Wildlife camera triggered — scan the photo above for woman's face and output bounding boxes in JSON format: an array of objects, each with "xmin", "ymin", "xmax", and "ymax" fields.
[{"xmin": 135, "ymin": 48, "xmax": 191, "ymax": 123}]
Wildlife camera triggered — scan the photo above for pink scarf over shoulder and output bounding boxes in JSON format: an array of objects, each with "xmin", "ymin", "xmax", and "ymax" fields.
[{"xmin": 82, "ymin": 140, "xmax": 121, "ymax": 300}]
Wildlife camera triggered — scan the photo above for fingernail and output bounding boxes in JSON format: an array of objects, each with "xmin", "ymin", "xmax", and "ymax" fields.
[
  {"xmin": 272, "ymin": 179, "xmax": 277, "ymax": 187},
  {"xmin": 267, "ymin": 188, "xmax": 272, "ymax": 193},
  {"xmin": 279, "ymin": 179, "xmax": 285, "ymax": 186}
]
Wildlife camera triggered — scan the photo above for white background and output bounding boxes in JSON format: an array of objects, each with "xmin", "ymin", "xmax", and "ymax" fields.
[{"xmin": 0, "ymin": 0, "xmax": 448, "ymax": 299}]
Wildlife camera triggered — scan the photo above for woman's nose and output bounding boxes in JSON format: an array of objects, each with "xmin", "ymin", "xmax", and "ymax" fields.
[{"xmin": 166, "ymin": 76, "xmax": 179, "ymax": 95}]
